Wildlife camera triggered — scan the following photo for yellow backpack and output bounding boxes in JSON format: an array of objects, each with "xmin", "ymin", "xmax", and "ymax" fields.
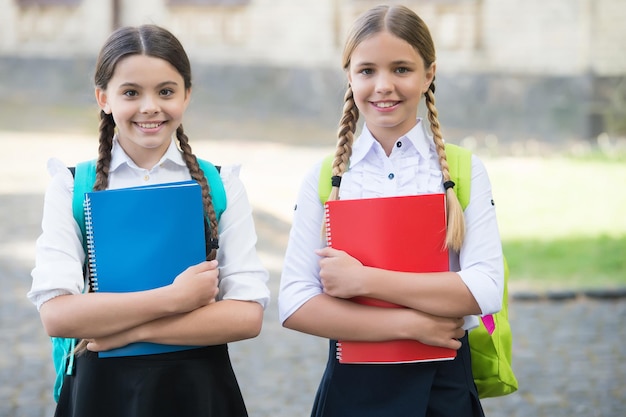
[{"xmin": 318, "ymin": 144, "xmax": 518, "ymax": 398}]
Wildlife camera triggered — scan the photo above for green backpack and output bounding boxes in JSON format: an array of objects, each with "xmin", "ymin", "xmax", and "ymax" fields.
[
  {"xmin": 318, "ymin": 144, "xmax": 518, "ymax": 398},
  {"xmin": 50, "ymin": 158, "xmax": 226, "ymax": 402}
]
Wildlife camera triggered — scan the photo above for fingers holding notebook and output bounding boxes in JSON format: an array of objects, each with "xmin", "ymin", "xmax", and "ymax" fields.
[{"xmin": 169, "ymin": 260, "xmax": 220, "ymax": 312}]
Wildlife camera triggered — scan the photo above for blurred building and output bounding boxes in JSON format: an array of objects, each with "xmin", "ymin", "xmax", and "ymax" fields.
[{"xmin": 1, "ymin": 0, "xmax": 625, "ymax": 142}]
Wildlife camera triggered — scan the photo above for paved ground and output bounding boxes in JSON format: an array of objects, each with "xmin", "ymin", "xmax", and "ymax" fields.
[{"xmin": 1, "ymin": 132, "xmax": 624, "ymax": 417}]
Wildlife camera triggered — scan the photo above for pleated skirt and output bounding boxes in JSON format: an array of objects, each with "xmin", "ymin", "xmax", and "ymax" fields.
[
  {"xmin": 311, "ymin": 333, "xmax": 484, "ymax": 417},
  {"xmin": 55, "ymin": 344, "xmax": 247, "ymax": 417}
]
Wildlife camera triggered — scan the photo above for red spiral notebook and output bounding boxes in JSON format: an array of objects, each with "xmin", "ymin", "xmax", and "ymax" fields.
[{"xmin": 324, "ymin": 194, "xmax": 457, "ymax": 364}]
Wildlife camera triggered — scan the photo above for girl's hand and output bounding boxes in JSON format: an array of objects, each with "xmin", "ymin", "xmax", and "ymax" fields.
[
  {"xmin": 169, "ymin": 260, "xmax": 219, "ymax": 312},
  {"xmin": 405, "ymin": 309, "xmax": 466, "ymax": 350},
  {"xmin": 315, "ymin": 247, "xmax": 365, "ymax": 299},
  {"xmin": 86, "ymin": 331, "xmax": 133, "ymax": 352}
]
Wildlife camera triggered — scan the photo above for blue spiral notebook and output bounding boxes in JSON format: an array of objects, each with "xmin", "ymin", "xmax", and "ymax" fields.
[{"xmin": 83, "ymin": 180, "xmax": 206, "ymax": 358}]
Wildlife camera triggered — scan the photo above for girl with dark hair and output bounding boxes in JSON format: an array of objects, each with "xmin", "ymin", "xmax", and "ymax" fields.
[
  {"xmin": 279, "ymin": 5, "xmax": 503, "ymax": 416},
  {"xmin": 28, "ymin": 24, "xmax": 269, "ymax": 417}
]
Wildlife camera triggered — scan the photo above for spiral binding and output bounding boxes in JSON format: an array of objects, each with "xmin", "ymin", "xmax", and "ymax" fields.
[
  {"xmin": 324, "ymin": 204, "xmax": 333, "ymax": 247},
  {"xmin": 325, "ymin": 203, "xmax": 345, "ymax": 360},
  {"xmin": 335, "ymin": 341, "xmax": 343, "ymax": 361},
  {"xmin": 83, "ymin": 195, "xmax": 99, "ymax": 292}
]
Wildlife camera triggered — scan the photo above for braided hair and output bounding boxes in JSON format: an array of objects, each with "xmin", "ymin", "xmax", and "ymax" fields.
[
  {"xmin": 328, "ymin": 5, "xmax": 465, "ymax": 251},
  {"xmin": 92, "ymin": 24, "xmax": 219, "ymax": 260}
]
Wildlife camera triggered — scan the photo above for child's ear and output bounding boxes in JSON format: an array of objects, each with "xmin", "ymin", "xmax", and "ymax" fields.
[
  {"xmin": 423, "ymin": 62, "xmax": 436, "ymax": 94},
  {"xmin": 183, "ymin": 87, "xmax": 192, "ymax": 109},
  {"xmin": 95, "ymin": 88, "xmax": 111, "ymax": 114}
]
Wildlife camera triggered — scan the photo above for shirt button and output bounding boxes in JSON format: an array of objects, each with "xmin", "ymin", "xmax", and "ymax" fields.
[
  {"xmin": 388, "ymin": 173, "xmax": 395, "ymax": 180},
  {"xmin": 396, "ymin": 141, "xmax": 402, "ymax": 148},
  {"xmin": 143, "ymin": 174, "xmax": 150, "ymax": 181}
]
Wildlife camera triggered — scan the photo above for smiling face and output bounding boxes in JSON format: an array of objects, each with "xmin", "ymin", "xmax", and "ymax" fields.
[
  {"xmin": 95, "ymin": 54, "xmax": 191, "ymax": 167},
  {"xmin": 347, "ymin": 30, "xmax": 435, "ymax": 148}
]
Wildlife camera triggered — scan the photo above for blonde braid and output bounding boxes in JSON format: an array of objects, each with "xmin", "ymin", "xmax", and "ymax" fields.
[
  {"xmin": 328, "ymin": 84, "xmax": 359, "ymax": 202},
  {"xmin": 424, "ymin": 82, "xmax": 465, "ymax": 251},
  {"xmin": 176, "ymin": 125, "xmax": 219, "ymax": 261},
  {"xmin": 321, "ymin": 85, "xmax": 359, "ymax": 241}
]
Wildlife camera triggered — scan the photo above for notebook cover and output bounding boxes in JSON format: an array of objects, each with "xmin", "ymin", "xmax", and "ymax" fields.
[
  {"xmin": 325, "ymin": 194, "xmax": 456, "ymax": 363},
  {"xmin": 84, "ymin": 180, "xmax": 206, "ymax": 357}
]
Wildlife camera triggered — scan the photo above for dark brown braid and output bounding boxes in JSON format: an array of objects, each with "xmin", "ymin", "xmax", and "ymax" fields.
[
  {"xmin": 176, "ymin": 125, "xmax": 219, "ymax": 261},
  {"xmin": 93, "ymin": 111, "xmax": 115, "ymax": 192},
  {"xmin": 84, "ymin": 110, "xmax": 116, "ymax": 297}
]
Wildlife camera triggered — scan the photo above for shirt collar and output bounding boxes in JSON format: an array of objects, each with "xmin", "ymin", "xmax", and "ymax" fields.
[
  {"xmin": 109, "ymin": 136, "xmax": 187, "ymax": 172},
  {"xmin": 349, "ymin": 118, "xmax": 433, "ymax": 168},
  {"xmin": 407, "ymin": 119, "xmax": 435, "ymax": 158}
]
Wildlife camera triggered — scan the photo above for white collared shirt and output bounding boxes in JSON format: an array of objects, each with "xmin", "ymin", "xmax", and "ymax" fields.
[
  {"xmin": 28, "ymin": 137, "xmax": 270, "ymax": 310},
  {"xmin": 278, "ymin": 120, "xmax": 503, "ymax": 329}
]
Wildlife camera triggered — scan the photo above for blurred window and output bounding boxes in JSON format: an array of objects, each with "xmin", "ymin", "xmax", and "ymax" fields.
[
  {"xmin": 167, "ymin": 0, "xmax": 251, "ymax": 5},
  {"xmin": 17, "ymin": 0, "xmax": 81, "ymax": 5}
]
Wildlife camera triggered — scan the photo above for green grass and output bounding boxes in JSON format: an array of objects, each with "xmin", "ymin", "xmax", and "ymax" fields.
[
  {"xmin": 503, "ymin": 235, "xmax": 626, "ymax": 290},
  {"xmin": 484, "ymin": 155, "xmax": 626, "ymax": 290}
]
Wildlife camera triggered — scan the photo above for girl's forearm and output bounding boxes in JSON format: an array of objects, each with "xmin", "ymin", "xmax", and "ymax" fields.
[
  {"xmin": 362, "ymin": 268, "xmax": 481, "ymax": 317},
  {"xmin": 283, "ymin": 294, "xmax": 464, "ymax": 350},
  {"xmin": 39, "ymin": 285, "xmax": 191, "ymax": 339},
  {"xmin": 131, "ymin": 300, "xmax": 263, "ymax": 346}
]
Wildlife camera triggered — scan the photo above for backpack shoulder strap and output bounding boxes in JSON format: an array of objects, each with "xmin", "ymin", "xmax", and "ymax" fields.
[
  {"xmin": 318, "ymin": 154, "xmax": 335, "ymax": 205},
  {"xmin": 72, "ymin": 160, "xmax": 97, "ymax": 249},
  {"xmin": 443, "ymin": 143, "xmax": 472, "ymax": 210},
  {"xmin": 197, "ymin": 158, "xmax": 226, "ymax": 222}
]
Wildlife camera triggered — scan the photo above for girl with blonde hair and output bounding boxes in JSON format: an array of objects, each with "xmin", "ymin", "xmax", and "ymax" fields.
[{"xmin": 279, "ymin": 5, "xmax": 503, "ymax": 416}]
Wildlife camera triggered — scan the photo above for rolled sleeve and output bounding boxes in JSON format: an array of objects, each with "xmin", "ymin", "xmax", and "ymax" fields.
[
  {"xmin": 455, "ymin": 155, "xmax": 504, "ymax": 317},
  {"xmin": 216, "ymin": 165, "xmax": 270, "ymax": 309},
  {"xmin": 278, "ymin": 162, "xmax": 326, "ymax": 324},
  {"xmin": 28, "ymin": 159, "xmax": 86, "ymax": 310}
]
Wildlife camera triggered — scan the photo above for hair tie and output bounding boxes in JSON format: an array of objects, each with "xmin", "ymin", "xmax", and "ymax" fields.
[
  {"xmin": 331, "ymin": 175, "xmax": 342, "ymax": 187},
  {"xmin": 443, "ymin": 180, "xmax": 455, "ymax": 191},
  {"xmin": 209, "ymin": 238, "xmax": 219, "ymax": 250}
]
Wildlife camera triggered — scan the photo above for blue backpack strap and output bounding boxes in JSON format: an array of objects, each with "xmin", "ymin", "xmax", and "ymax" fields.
[
  {"xmin": 52, "ymin": 159, "xmax": 97, "ymax": 400},
  {"xmin": 72, "ymin": 160, "xmax": 97, "ymax": 252},
  {"xmin": 197, "ymin": 158, "xmax": 226, "ymax": 221},
  {"xmin": 51, "ymin": 336, "xmax": 75, "ymax": 402}
]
